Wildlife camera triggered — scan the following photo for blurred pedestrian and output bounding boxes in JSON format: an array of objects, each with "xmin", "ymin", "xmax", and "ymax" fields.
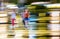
[
  {"xmin": 0, "ymin": 1, "xmax": 4, "ymax": 11},
  {"xmin": 10, "ymin": 10, "xmax": 16, "ymax": 29},
  {"xmin": 21, "ymin": 9, "xmax": 30, "ymax": 29}
]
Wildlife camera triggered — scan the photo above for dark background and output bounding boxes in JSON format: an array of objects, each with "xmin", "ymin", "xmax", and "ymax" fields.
[
  {"xmin": 10, "ymin": 0, "xmax": 50, "ymax": 4},
  {"xmin": 3, "ymin": 0, "xmax": 60, "ymax": 4}
]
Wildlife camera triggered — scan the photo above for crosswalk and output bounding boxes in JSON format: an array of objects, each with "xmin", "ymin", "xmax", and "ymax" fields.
[{"xmin": 0, "ymin": 2, "xmax": 60, "ymax": 39}]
